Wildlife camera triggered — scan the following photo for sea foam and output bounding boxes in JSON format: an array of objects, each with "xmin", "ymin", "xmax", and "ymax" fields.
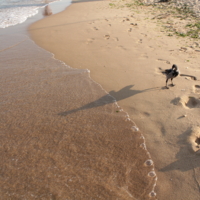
[
  {"xmin": 0, "ymin": 7, "xmax": 38, "ymax": 28},
  {"xmin": 0, "ymin": 0, "xmax": 60, "ymax": 28}
]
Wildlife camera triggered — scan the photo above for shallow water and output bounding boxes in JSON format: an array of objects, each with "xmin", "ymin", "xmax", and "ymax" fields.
[
  {"xmin": 0, "ymin": 0, "xmax": 71, "ymax": 28},
  {"xmin": 0, "ymin": 1, "xmax": 157, "ymax": 199}
]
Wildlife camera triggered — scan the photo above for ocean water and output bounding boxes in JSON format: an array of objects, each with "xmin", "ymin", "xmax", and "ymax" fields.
[
  {"xmin": 0, "ymin": 0, "xmax": 72, "ymax": 28},
  {"xmin": 0, "ymin": 0, "xmax": 157, "ymax": 199}
]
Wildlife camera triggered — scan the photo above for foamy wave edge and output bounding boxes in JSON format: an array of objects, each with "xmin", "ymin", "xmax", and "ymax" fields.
[
  {"xmin": 0, "ymin": 7, "xmax": 39, "ymax": 28},
  {"xmin": 0, "ymin": 0, "xmax": 59, "ymax": 29}
]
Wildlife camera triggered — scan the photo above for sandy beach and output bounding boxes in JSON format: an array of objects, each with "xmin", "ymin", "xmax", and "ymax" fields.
[{"xmin": 28, "ymin": 0, "xmax": 200, "ymax": 199}]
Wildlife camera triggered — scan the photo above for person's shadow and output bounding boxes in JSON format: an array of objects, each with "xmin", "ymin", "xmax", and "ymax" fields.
[{"xmin": 58, "ymin": 85, "xmax": 159, "ymax": 116}]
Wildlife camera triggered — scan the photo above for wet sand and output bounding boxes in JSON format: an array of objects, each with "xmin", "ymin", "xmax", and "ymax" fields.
[
  {"xmin": 0, "ymin": 1, "xmax": 157, "ymax": 200},
  {"xmin": 0, "ymin": 33, "xmax": 156, "ymax": 200},
  {"xmin": 29, "ymin": 0, "xmax": 200, "ymax": 199}
]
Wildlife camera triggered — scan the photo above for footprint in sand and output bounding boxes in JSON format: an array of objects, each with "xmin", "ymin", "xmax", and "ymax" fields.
[
  {"xmin": 188, "ymin": 126, "xmax": 200, "ymax": 153},
  {"xmin": 104, "ymin": 35, "xmax": 110, "ymax": 40},
  {"xmin": 171, "ymin": 96, "xmax": 200, "ymax": 109},
  {"xmin": 130, "ymin": 23, "xmax": 137, "ymax": 27},
  {"xmin": 193, "ymin": 85, "xmax": 200, "ymax": 94},
  {"xmin": 89, "ymin": 21, "xmax": 95, "ymax": 25},
  {"xmin": 154, "ymin": 67, "xmax": 163, "ymax": 75},
  {"xmin": 141, "ymin": 33, "xmax": 147, "ymax": 37},
  {"xmin": 185, "ymin": 76, "xmax": 194, "ymax": 80},
  {"xmin": 93, "ymin": 27, "xmax": 98, "ymax": 31},
  {"xmin": 86, "ymin": 38, "xmax": 95, "ymax": 44},
  {"xmin": 112, "ymin": 37, "xmax": 119, "ymax": 42},
  {"xmin": 148, "ymin": 46, "xmax": 155, "ymax": 50},
  {"xmin": 114, "ymin": 37, "xmax": 119, "ymax": 41},
  {"xmin": 121, "ymin": 17, "xmax": 130, "ymax": 23},
  {"xmin": 136, "ymin": 39, "xmax": 143, "ymax": 44},
  {"xmin": 139, "ymin": 112, "xmax": 151, "ymax": 119},
  {"xmin": 139, "ymin": 53, "xmax": 148, "ymax": 59},
  {"xmin": 116, "ymin": 45, "xmax": 127, "ymax": 50},
  {"xmin": 156, "ymin": 58, "xmax": 170, "ymax": 64}
]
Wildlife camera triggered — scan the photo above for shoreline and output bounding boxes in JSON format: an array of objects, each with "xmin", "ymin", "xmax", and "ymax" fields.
[{"xmin": 29, "ymin": 0, "xmax": 200, "ymax": 199}]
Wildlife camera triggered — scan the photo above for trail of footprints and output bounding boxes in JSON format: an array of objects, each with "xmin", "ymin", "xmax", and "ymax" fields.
[
  {"xmin": 86, "ymin": 15, "xmax": 149, "ymax": 57},
  {"xmin": 86, "ymin": 16, "xmax": 138, "ymax": 44}
]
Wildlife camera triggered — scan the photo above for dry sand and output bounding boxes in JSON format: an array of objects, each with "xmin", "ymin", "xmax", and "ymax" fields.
[{"xmin": 29, "ymin": 0, "xmax": 200, "ymax": 199}]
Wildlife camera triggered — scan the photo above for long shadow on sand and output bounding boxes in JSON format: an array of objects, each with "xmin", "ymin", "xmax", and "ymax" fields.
[
  {"xmin": 160, "ymin": 128, "xmax": 200, "ymax": 172},
  {"xmin": 58, "ymin": 85, "xmax": 159, "ymax": 116}
]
